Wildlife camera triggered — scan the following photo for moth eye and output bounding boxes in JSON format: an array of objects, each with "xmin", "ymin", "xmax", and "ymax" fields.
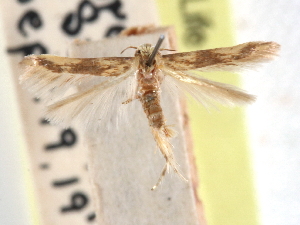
[{"xmin": 137, "ymin": 50, "xmax": 141, "ymax": 54}]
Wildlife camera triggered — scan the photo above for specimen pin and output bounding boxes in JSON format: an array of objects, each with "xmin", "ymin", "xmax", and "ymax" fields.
[{"xmin": 146, "ymin": 34, "xmax": 165, "ymax": 67}]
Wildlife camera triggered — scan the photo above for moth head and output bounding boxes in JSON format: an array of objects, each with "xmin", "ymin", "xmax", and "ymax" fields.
[
  {"xmin": 135, "ymin": 44, "xmax": 153, "ymax": 56},
  {"xmin": 135, "ymin": 44, "xmax": 161, "ymax": 71}
]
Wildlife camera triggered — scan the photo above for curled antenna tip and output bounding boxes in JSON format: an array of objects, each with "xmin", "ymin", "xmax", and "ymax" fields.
[{"xmin": 146, "ymin": 34, "xmax": 165, "ymax": 67}]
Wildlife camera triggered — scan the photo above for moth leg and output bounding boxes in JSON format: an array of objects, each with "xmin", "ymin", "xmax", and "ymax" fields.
[
  {"xmin": 162, "ymin": 124, "xmax": 176, "ymax": 138},
  {"xmin": 122, "ymin": 96, "xmax": 138, "ymax": 104},
  {"xmin": 151, "ymin": 127, "xmax": 188, "ymax": 190},
  {"xmin": 172, "ymin": 164, "xmax": 188, "ymax": 182},
  {"xmin": 151, "ymin": 161, "xmax": 187, "ymax": 190},
  {"xmin": 151, "ymin": 163, "xmax": 168, "ymax": 190}
]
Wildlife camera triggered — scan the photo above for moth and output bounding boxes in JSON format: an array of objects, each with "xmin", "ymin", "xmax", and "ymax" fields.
[{"xmin": 19, "ymin": 35, "xmax": 280, "ymax": 190}]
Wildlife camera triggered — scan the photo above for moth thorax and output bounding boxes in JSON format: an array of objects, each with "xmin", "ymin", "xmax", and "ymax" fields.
[{"xmin": 143, "ymin": 71, "xmax": 154, "ymax": 79}]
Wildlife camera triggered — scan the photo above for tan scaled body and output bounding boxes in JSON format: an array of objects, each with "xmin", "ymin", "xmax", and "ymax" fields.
[
  {"xmin": 132, "ymin": 43, "xmax": 186, "ymax": 189},
  {"xmin": 134, "ymin": 44, "xmax": 171, "ymax": 133}
]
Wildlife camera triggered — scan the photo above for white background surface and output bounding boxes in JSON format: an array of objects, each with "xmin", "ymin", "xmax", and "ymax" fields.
[
  {"xmin": 0, "ymin": 17, "xmax": 32, "ymax": 224},
  {"xmin": 233, "ymin": 0, "xmax": 300, "ymax": 224},
  {"xmin": 0, "ymin": 0, "xmax": 300, "ymax": 224}
]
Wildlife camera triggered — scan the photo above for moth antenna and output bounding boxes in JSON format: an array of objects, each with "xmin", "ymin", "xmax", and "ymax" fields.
[
  {"xmin": 146, "ymin": 34, "xmax": 165, "ymax": 67},
  {"xmin": 120, "ymin": 46, "xmax": 137, "ymax": 54},
  {"xmin": 159, "ymin": 48, "xmax": 176, "ymax": 52}
]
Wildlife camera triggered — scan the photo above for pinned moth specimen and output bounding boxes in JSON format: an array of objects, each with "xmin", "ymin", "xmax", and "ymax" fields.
[{"xmin": 19, "ymin": 35, "xmax": 280, "ymax": 190}]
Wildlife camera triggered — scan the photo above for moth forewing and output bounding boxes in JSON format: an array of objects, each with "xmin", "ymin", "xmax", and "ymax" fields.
[
  {"xmin": 162, "ymin": 41, "xmax": 280, "ymax": 72},
  {"xmin": 19, "ymin": 55, "xmax": 134, "ymax": 101},
  {"xmin": 20, "ymin": 54, "xmax": 134, "ymax": 76}
]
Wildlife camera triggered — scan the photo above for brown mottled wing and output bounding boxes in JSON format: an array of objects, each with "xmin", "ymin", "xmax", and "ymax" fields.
[
  {"xmin": 19, "ymin": 54, "xmax": 137, "ymax": 130},
  {"xmin": 162, "ymin": 42, "xmax": 280, "ymax": 72},
  {"xmin": 19, "ymin": 54, "xmax": 134, "ymax": 101},
  {"xmin": 20, "ymin": 54, "xmax": 133, "ymax": 76}
]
